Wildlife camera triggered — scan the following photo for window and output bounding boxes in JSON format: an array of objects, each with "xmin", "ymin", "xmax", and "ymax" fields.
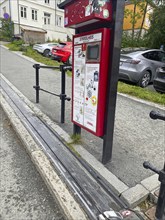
[
  {"xmin": 20, "ymin": 6, "xmax": 27, "ymax": 18},
  {"xmin": 158, "ymin": 52, "xmax": 165, "ymax": 62},
  {"xmin": 45, "ymin": 0, "xmax": 50, "ymax": 4},
  {"xmin": 44, "ymin": 13, "xmax": 51, "ymax": 25},
  {"xmin": 143, "ymin": 51, "xmax": 165, "ymax": 62},
  {"xmin": 32, "ymin": 9, "xmax": 37, "ymax": 21},
  {"xmin": 56, "ymin": 15, "xmax": 62, "ymax": 26}
]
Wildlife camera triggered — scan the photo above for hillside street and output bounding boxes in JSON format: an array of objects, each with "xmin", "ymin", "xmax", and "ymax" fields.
[{"xmin": 0, "ymin": 45, "xmax": 165, "ymax": 188}]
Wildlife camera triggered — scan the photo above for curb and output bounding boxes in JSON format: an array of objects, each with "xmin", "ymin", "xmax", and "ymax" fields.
[
  {"xmin": 0, "ymin": 92, "xmax": 88, "ymax": 220},
  {"xmin": 1, "ymin": 73, "xmax": 162, "ymax": 209}
]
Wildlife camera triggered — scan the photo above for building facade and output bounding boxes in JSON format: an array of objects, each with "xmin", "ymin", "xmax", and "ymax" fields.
[
  {"xmin": 0, "ymin": 0, "xmax": 74, "ymax": 42},
  {"xmin": 123, "ymin": 0, "xmax": 153, "ymax": 36}
]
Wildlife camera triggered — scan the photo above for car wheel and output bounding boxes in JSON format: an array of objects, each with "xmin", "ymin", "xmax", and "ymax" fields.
[
  {"xmin": 43, "ymin": 49, "xmax": 50, "ymax": 57},
  {"xmin": 66, "ymin": 55, "xmax": 72, "ymax": 65},
  {"xmin": 155, "ymin": 89, "xmax": 164, "ymax": 94},
  {"xmin": 138, "ymin": 71, "xmax": 151, "ymax": 88}
]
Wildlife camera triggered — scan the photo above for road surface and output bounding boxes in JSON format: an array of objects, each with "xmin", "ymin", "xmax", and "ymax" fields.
[
  {"xmin": 0, "ymin": 45, "xmax": 164, "ymax": 187},
  {"xmin": 0, "ymin": 107, "xmax": 65, "ymax": 220}
]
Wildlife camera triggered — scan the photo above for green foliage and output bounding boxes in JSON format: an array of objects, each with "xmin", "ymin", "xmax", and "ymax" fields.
[
  {"xmin": 0, "ymin": 17, "xmax": 14, "ymax": 41},
  {"xmin": 7, "ymin": 40, "xmax": 24, "ymax": 51},
  {"xmin": 124, "ymin": 0, "xmax": 147, "ymax": 41},
  {"xmin": 122, "ymin": 32, "xmax": 148, "ymax": 48},
  {"xmin": 118, "ymin": 81, "xmax": 165, "ymax": 105},
  {"xmin": 23, "ymin": 47, "xmax": 60, "ymax": 66},
  {"xmin": 145, "ymin": 5, "xmax": 165, "ymax": 48},
  {"xmin": 70, "ymin": 134, "xmax": 82, "ymax": 145},
  {"xmin": 6, "ymin": 42, "xmax": 60, "ymax": 66}
]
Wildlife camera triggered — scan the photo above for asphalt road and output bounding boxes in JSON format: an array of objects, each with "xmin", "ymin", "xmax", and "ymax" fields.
[
  {"xmin": 0, "ymin": 107, "xmax": 65, "ymax": 220},
  {"xmin": 0, "ymin": 45, "xmax": 165, "ymax": 187}
]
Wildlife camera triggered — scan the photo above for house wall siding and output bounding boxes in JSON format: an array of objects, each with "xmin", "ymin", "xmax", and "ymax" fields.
[
  {"xmin": 0, "ymin": 0, "xmax": 75, "ymax": 41},
  {"xmin": 123, "ymin": 3, "xmax": 152, "ymax": 32}
]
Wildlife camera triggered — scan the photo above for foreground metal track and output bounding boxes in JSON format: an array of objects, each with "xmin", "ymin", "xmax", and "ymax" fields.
[{"xmin": 1, "ymin": 78, "xmax": 126, "ymax": 220}]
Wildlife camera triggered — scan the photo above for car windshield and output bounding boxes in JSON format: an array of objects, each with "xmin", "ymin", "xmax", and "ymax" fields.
[{"xmin": 57, "ymin": 43, "xmax": 67, "ymax": 48}]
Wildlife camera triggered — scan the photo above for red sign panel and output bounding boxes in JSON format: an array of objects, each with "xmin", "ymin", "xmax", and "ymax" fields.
[
  {"xmin": 72, "ymin": 28, "xmax": 111, "ymax": 137},
  {"xmin": 64, "ymin": 0, "xmax": 113, "ymax": 28}
]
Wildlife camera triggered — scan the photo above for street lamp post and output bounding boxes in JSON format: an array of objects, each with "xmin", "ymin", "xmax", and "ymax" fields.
[{"xmin": 17, "ymin": 0, "xmax": 21, "ymax": 34}]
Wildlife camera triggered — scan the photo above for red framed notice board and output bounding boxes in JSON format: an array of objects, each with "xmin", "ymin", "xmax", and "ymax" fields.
[{"xmin": 72, "ymin": 28, "xmax": 111, "ymax": 137}]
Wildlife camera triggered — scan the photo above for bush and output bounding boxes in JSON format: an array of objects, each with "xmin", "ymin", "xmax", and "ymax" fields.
[
  {"xmin": 122, "ymin": 32, "xmax": 148, "ymax": 48},
  {"xmin": 7, "ymin": 40, "xmax": 25, "ymax": 51},
  {"xmin": 0, "ymin": 17, "xmax": 14, "ymax": 41}
]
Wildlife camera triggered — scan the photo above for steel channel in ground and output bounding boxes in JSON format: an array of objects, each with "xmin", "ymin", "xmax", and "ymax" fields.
[
  {"xmin": 1, "ymin": 85, "xmax": 99, "ymax": 220},
  {"xmin": 1, "ymin": 77, "xmax": 124, "ymax": 219}
]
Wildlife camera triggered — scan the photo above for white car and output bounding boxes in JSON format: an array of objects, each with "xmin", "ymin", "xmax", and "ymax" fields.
[{"xmin": 33, "ymin": 43, "xmax": 59, "ymax": 57}]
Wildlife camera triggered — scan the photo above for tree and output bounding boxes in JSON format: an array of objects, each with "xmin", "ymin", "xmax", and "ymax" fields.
[
  {"xmin": 0, "ymin": 17, "xmax": 13, "ymax": 40},
  {"xmin": 124, "ymin": 0, "xmax": 142, "ymax": 42},
  {"xmin": 123, "ymin": 0, "xmax": 164, "ymax": 47},
  {"xmin": 124, "ymin": 0, "xmax": 153, "ymax": 44},
  {"xmin": 145, "ymin": 5, "xmax": 165, "ymax": 48}
]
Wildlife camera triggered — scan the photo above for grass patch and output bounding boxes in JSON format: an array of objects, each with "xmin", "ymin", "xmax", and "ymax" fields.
[
  {"xmin": 138, "ymin": 198, "xmax": 154, "ymax": 212},
  {"xmin": 6, "ymin": 42, "xmax": 61, "ymax": 67},
  {"xmin": 23, "ymin": 47, "xmax": 60, "ymax": 66},
  {"xmin": 69, "ymin": 134, "xmax": 82, "ymax": 145},
  {"xmin": 6, "ymin": 42, "xmax": 165, "ymax": 105},
  {"xmin": 7, "ymin": 40, "xmax": 24, "ymax": 51},
  {"xmin": 118, "ymin": 81, "xmax": 165, "ymax": 105},
  {"xmin": 65, "ymin": 134, "xmax": 82, "ymax": 157},
  {"xmin": 66, "ymin": 70, "xmax": 72, "ymax": 77}
]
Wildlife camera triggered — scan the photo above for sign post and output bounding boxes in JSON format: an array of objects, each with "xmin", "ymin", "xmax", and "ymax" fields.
[{"xmin": 59, "ymin": 0, "xmax": 125, "ymax": 164}]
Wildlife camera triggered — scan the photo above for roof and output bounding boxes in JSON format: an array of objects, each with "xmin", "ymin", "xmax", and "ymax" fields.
[
  {"xmin": 58, "ymin": 0, "xmax": 73, "ymax": 9},
  {"xmin": 20, "ymin": 25, "xmax": 47, "ymax": 33}
]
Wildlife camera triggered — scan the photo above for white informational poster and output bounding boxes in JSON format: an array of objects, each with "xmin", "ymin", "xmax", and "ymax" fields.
[
  {"xmin": 73, "ymin": 45, "xmax": 86, "ymax": 125},
  {"xmin": 83, "ymin": 63, "xmax": 99, "ymax": 132},
  {"xmin": 73, "ymin": 33, "xmax": 101, "ymax": 132}
]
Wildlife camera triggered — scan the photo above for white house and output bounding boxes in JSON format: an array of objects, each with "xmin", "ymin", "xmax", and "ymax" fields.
[{"xmin": 0, "ymin": 0, "xmax": 74, "ymax": 42}]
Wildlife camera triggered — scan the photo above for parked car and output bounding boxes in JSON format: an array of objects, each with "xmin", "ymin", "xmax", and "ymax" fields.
[
  {"xmin": 153, "ymin": 66, "xmax": 165, "ymax": 93},
  {"xmin": 51, "ymin": 42, "xmax": 72, "ymax": 65},
  {"xmin": 33, "ymin": 43, "xmax": 59, "ymax": 57},
  {"xmin": 119, "ymin": 49, "xmax": 165, "ymax": 87}
]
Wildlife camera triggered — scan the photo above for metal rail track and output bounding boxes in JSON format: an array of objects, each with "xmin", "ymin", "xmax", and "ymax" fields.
[{"xmin": 1, "ymin": 77, "xmax": 127, "ymax": 220}]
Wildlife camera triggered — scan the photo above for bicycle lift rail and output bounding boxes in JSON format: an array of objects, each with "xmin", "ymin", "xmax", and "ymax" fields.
[
  {"xmin": 143, "ymin": 110, "xmax": 165, "ymax": 220},
  {"xmin": 33, "ymin": 64, "xmax": 71, "ymax": 123}
]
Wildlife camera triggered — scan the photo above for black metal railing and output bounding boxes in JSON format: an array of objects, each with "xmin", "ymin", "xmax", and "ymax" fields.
[
  {"xmin": 143, "ymin": 110, "xmax": 165, "ymax": 220},
  {"xmin": 33, "ymin": 64, "xmax": 71, "ymax": 123}
]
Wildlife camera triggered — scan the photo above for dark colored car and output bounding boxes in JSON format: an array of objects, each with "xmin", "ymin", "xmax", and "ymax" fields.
[
  {"xmin": 153, "ymin": 67, "xmax": 165, "ymax": 93},
  {"xmin": 51, "ymin": 42, "xmax": 72, "ymax": 64}
]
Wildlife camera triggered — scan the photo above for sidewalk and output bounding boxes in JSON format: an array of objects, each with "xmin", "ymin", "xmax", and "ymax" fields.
[
  {"xmin": 0, "ymin": 107, "xmax": 65, "ymax": 220},
  {"xmin": 0, "ymin": 45, "xmax": 165, "ymax": 218}
]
